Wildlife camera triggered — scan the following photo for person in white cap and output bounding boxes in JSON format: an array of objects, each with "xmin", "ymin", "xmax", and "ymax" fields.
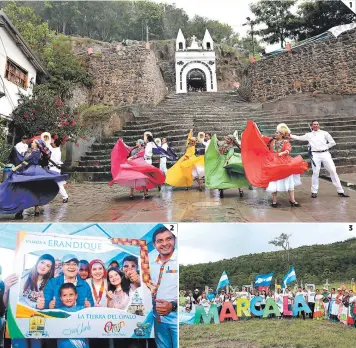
[
  {"xmin": 290, "ymin": 120, "xmax": 349, "ymax": 198},
  {"xmin": 37, "ymin": 253, "xmax": 94, "ymax": 310}
]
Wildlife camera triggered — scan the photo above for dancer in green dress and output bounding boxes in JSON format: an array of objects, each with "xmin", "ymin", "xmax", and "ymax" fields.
[{"xmin": 205, "ymin": 132, "xmax": 250, "ymax": 198}]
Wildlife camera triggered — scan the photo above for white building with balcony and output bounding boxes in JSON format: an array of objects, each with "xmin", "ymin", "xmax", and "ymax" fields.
[{"xmin": 0, "ymin": 10, "xmax": 47, "ymax": 126}]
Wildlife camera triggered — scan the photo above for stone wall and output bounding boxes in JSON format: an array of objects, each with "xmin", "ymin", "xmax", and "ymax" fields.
[
  {"xmin": 215, "ymin": 47, "xmax": 246, "ymax": 91},
  {"xmin": 71, "ymin": 37, "xmax": 167, "ymax": 107},
  {"xmin": 240, "ymin": 28, "xmax": 356, "ymax": 102}
]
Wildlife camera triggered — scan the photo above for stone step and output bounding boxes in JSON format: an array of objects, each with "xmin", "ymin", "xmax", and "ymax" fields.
[
  {"xmin": 89, "ymin": 134, "xmax": 356, "ymax": 152},
  {"xmin": 119, "ymin": 123, "xmax": 356, "ymax": 136},
  {"xmin": 69, "ymin": 163, "xmax": 356, "ymax": 183},
  {"xmin": 78, "ymin": 149, "xmax": 356, "ymax": 167}
]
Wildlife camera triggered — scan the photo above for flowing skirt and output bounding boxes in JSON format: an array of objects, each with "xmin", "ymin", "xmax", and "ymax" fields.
[
  {"xmin": 266, "ymin": 174, "xmax": 302, "ymax": 193},
  {"xmin": 166, "ymin": 154, "xmax": 204, "ymax": 187},
  {"xmin": 205, "ymin": 135, "xmax": 250, "ymax": 189},
  {"xmin": 241, "ymin": 121, "xmax": 309, "ymax": 188},
  {"xmin": 110, "ymin": 158, "xmax": 164, "ymax": 190},
  {"xmin": 313, "ymin": 300, "xmax": 324, "ymax": 320},
  {"xmin": 0, "ymin": 165, "xmax": 68, "ymax": 214}
]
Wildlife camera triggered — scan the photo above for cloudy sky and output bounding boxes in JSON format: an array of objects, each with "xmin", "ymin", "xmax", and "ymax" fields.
[
  {"xmin": 153, "ymin": 0, "xmax": 261, "ymax": 37},
  {"xmin": 152, "ymin": 0, "xmax": 302, "ymax": 51},
  {"xmin": 179, "ymin": 223, "xmax": 355, "ymax": 265}
]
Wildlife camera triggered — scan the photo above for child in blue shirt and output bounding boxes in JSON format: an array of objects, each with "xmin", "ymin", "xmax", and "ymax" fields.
[{"xmin": 56, "ymin": 283, "xmax": 90, "ymax": 348}]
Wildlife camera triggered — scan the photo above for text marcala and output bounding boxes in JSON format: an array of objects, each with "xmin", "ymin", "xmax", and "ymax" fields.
[{"xmin": 194, "ymin": 295, "xmax": 312, "ymax": 324}]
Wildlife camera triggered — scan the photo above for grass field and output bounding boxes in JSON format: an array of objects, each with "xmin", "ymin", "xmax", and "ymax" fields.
[{"xmin": 180, "ymin": 319, "xmax": 356, "ymax": 348}]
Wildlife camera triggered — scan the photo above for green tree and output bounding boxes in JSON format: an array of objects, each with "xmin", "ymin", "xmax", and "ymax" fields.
[
  {"xmin": 186, "ymin": 15, "xmax": 233, "ymax": 43},
  {"xmin": 239, "ymin": 36, "xmax": 264, "ymax": 56},
  {"xmin": 3, "ymin": 1, "xmax": 55, "ymax": 62},
  {"xmin": 294, "ymin": 0, "xmax": 356, "ymax": 41},
  {"xmin": 3, "ymin": 2, "xmax": 92, "ymax": 98},
  {"xmin": 250, "ymin": 0, "xmax": 298, "ymax": 48},
  {"xmin": 0, "ymin": 120, "xmax": 11, "ymax": 167},
  {"xmin": 269, "ymin": 233, "xmax": 292, "ymax": 265}
]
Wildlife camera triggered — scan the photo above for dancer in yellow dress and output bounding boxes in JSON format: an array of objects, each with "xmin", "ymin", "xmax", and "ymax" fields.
[{"xmin": 166, "ymin": 129, "xmax": 205, "ymax": 190}]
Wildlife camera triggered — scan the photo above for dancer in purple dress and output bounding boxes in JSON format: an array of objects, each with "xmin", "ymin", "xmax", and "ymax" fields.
[{"xmin": 0, "ymin": 139, "xmax": 67, "ymax": 219}]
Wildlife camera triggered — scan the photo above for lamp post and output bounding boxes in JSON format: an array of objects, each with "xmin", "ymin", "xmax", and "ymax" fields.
[{"xmin": 242, "ymin": 17, "xmax": 255, "ymax": 57}]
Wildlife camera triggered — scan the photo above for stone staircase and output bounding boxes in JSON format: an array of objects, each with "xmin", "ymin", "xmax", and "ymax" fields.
[{"xmin": 72, "ymin": 92, "xmax": 356, "ymax": 181}]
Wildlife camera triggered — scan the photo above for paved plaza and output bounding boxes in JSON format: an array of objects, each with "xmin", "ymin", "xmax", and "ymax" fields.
[{"xmin": 1, "ymin": 175, "xmax": 355, "ymax": 223}]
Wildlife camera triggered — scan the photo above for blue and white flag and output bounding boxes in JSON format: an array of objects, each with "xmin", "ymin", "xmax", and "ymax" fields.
[
  {"xmin": 282, "ymin": 266, "xmax": 297, "ymax": 288},
  {"xmin": 255, "ymin": 272, "xmax": 274, "ymax": 287},
  {"xmin": 217, "ymin": 271, "xmax": 230, "ymax": 290}
]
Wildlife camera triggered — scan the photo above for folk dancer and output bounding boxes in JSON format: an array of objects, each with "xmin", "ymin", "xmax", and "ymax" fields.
[
  {"xmin": 217, "ymin": 132, "xmax": 245, "ymax": 198},
  {"xmin": 263, "ymin": 124, "xmax": 302, "ymax": 208},
  {"xmin": 50, "ymin": 139, "xmax": 69, "ymax": 203},
  {"xmin": 290, "ymin": 120, "xmax": 349, "ymax": 198}
]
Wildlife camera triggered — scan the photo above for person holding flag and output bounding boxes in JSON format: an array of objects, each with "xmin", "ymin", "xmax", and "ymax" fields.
[
  {"xmin": 282, "ymin": 266, "xmax": 297, "ymax": 290},
  {"xmin": 254, "ymin": 272, "xmax": 274, "ymax": 292},
  {"xmin": 216, "ymin": 271, "xmax": 230, "ymax": 292}
]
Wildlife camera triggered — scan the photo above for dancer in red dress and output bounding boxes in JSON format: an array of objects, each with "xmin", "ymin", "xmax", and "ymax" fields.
[{"xmin": 241, "ymin": 121, "xmax": 309, "ymax": 207}]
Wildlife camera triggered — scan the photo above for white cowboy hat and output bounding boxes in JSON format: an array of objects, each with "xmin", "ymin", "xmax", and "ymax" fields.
[
  {"xmin": 155, "ymin": 138, "xmax": 162, "ymax": 146},
  {"xmin": 276, "ymin": 123, "xmax": 291, "ymax": 136},
  {"xmin": 40, "ymin": 132, "xmax": 52, "ymax": 143}
]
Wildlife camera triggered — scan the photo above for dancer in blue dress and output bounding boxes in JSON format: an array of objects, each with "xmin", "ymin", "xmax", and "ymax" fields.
[{"xmin": 0, "ymin": 139, "xmax": 68, "ymax": 219}]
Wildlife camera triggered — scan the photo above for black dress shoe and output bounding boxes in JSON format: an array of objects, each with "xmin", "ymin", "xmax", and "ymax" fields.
[
  {"xmin": 14, "ymin": 212, "xmax": 24, "ymax": 220},
  {"xmin": 62, "ymin": 198, "xmax": 68, "ymax": 203},
  {"xmin": 338, "ymin": 192, "xmax": 349, "ymax": 197},
  {"xmin": 311, "ymin": 193, "xmax": 317, "ymax": 198}
]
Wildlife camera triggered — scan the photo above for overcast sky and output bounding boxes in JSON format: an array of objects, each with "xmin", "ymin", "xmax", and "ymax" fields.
[
  {"xmin": 179, "ymin": 223, "xmax": 355, "ymax": 265},
  {"xmin": 153, "ymin": 0, "xmax": 260, "ymax": 37},
  {"xmin": 152, "ymin": 0, "xmax": 302, "ymax": 51}
]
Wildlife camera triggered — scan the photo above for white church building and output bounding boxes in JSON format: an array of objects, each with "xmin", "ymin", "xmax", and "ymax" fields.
[
  {"xmin": 175, "ymin": 29, "xmax": 217, "ymax": 94},
  {"xmin": 0, "ymin": 10, "xmax": 46, "ymax": 124}
]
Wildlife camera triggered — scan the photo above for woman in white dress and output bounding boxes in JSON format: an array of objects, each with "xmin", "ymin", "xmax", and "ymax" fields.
[
  {"xmin": 86, "ymin": 259, "xmax": 107, "ymax": 307},
  {"xmin": 263, "ymin": 123, "xmax": 301, "ymax": 208}
]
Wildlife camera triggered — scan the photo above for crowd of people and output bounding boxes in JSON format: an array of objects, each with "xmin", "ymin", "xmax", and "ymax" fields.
[
  {"xmin": 110, "ymin": 119, "xmax": 349, "ymax": 207},
  {"xmin": 0, "ymin": 226, "xmax": 178, "ymax": 348},
  {"xmin": 179, "ymin": 285, "xmax": 356, "ymax": 327},
  {"xmin": 0, "ymin": 119, "xmax": 349, "ymax": 219}
]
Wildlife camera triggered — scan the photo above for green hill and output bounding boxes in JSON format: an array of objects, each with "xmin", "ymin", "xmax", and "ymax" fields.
[{"xmin": 180, "ymin": 238, "xmax": 356, "ymax": 290}]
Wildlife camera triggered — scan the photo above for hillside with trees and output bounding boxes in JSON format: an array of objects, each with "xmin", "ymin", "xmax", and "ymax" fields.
[{"xmin": 180, "ymin": 238, "xmax": 356, "ymax": 290}]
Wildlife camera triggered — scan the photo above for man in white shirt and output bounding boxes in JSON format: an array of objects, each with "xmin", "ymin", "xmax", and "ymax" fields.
[
  {"xmin": 160, "ymin": 138, "xmax": 168, "ymax": 175},
  {"xmin": 307, "ymin": 286, "xmax": 316, "ymax": 319},
  {"xmin": 50, "ymin": 139, "xmax": 69, "ymax": 203},
  {"xmin": 290, "ymin": 120, "xmax": 349, "ymax": 198},
  {"xmin": 203, "ymin": 133, "xmax": 211, "ymax": 150},
  {"xmin": 15, "ymin": 136, "xmax": 28, "ymax": 156},
  {"xmin": 148, "ymin": 226, "xmax": 177, "ymax": 348}
]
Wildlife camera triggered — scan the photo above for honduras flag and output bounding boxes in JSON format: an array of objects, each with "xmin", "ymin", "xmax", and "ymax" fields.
[
  {"xmin": 255, "ymin": 272, "xmax": 274, "ymax": 287},
  {"xmin": 217, "ymin": 271, "xmax": 230, "ymax": 291},
  {"xmin": 282, "ymin": 266, "xmax": 297, "ymax": 288}
]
